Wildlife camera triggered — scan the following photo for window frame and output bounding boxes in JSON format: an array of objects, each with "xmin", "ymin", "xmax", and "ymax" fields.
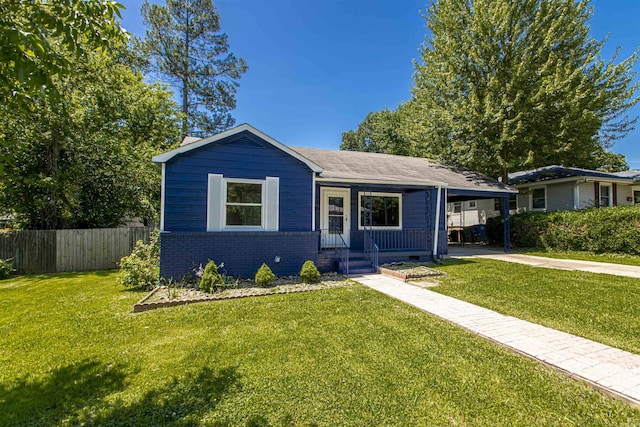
[
  {"xmin": 453, "ymin": 201, "xmax": 462, "ymax": 213},
  {"xmin": 633, "ymin": 188, "xmax": 640, "ymax": 205},
  {"xmin": 468, "ymin": 200, "xmax": 476, "ymax": 209},
  {"xmin": 530, "ymin": 187, "xmax": 546, "ymax": 211},
  {"xmin": 357, "ymin": 191, "xmax": 402, "ymax": 230},
  {"xmin": 599, "ymin": 184, "xmax": 612, "ymax": 207},
  {"xmin": 223, "ymin": 178, "xmax": 265, "ymax": 230},
  {"xmin": 509, "ymin": 194, "xmax": 518, "ymax": 211}
]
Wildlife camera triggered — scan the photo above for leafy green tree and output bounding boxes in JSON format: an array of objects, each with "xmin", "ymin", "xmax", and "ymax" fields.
[
  {"xmin": 407, "ymin": 0, "xmax": 638, "ymax": 181},
  {"xmin": 141, "ymin": 0, "xmax": 248, "ymax": 136},
  {"xmin": 0, "ymin": 47, "xmax": 182, "ymax": 229},
  {"xmin": 341, "ymin": 108, "xmax": 413, "ymax": 156},
  {"xmin": 0, "ymin": 0, "xmax": 126, "ymax": 107},
  {"xmin": 593, "ymin": 149, "xmax": 629, "ymax": 173}
]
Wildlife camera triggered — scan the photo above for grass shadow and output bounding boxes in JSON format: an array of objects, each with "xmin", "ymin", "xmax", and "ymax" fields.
[
  {"xmin": 0, "ymin": 360, "xmax": 128, "ymax": 426},
  {"xmin": 91, "ymin": 365, "xmax": 241, "ymax": 426},
  {"xmin": 439, "ymin": 258, "xmax": 476, "ymax": 267}
]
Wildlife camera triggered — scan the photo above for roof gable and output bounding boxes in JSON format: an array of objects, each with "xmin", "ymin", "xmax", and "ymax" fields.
[{"xmin": 152, "ymin": 124, "xmax": 323, "ymax": 173}]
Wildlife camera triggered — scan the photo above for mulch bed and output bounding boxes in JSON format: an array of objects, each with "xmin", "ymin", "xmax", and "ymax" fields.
[{"xmin": 134, "ymin": 273, "xmax": 349, "ymax": 312}]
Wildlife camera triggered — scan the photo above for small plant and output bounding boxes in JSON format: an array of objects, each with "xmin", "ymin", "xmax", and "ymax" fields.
[
  {"xmin": 199, "ymin": 260, "xmax": 224, "ymax": 293},
  {"xmin": 165, "ymin": 278, "xmax": 180, "ymax": 300},
  {"xmin": 255, "ymin": 263, "xmax": 275, "ymax": 287},
  {"xmin": 0, "ymin": 258, "xmax": 14, "ymax": 280},
  {"xmin": 299, "ymin": 260, "xmax": 320, "ymax": 284},
  {"xmin": 117, "ymin": 231, "xmax": 159, "ymax": 290}
]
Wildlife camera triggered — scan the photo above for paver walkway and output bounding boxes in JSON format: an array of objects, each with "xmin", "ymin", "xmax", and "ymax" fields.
[
  {"xmin": 355, "ymin": 273, "xmax": 640, "ymax": 408},
  {"xmin": 448, "ymin": 248, "xmax": 640, "ymax": 278}
]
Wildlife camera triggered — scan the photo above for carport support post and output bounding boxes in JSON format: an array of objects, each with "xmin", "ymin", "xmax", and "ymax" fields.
[
  {"xmin": 432, "ymin": 186, "xmax": 442, "ymax": 258},
  {"xmin": 502, "ymin": 197, "xmax": 510, "ymax": 252}
]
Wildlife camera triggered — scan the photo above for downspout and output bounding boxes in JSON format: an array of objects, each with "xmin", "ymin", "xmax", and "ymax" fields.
[{"xmin": 432, "ymin": 185, "xmax": 442, "ymax": 263}]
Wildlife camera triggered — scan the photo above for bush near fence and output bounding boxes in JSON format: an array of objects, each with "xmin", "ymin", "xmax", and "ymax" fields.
[{"xmin": 487, "ymin": 206, "xmax": 640, "ymax": 255}]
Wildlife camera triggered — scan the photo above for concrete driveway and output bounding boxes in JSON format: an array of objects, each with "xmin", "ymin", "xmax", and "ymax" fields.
[{"xmin": 448, "ymin": 247, "xmax": 640, "ymax": 279}]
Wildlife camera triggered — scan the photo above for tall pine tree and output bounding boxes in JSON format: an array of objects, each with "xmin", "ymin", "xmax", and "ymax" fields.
[
  {"xmin": 142, "ymin": 0, "xmax": 248, "ymax": 136},
  {"xmin": 407, "ymin": 0, "xmax": 638, "ymax": 181}
]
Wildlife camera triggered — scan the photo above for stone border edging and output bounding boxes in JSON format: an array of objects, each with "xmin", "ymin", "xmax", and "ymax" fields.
[
  {"xmin": 134, "ymin": 285, "xmax": 336, "ymax": 313},
  {"xmin": 377, "ymin": 266, "xmax": 410, "ymax": 281},
  {"xmin": 378, "ymin": 266, "xmax": 444, "ymax": 282}
]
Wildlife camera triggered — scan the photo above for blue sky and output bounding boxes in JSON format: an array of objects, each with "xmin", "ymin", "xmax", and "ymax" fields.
[{"xmin": 120, "ymin": 0, "xmax": 640, "ymax": 170}]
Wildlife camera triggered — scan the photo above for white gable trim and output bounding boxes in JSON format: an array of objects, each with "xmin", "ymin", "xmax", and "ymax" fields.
[
  {"xmin": 152, "ymin": 123, "xmax": 323, "ymax": 173},
  {"xmin": 160, "ymin": 163, "xmax": 166, "ymax": 231}
]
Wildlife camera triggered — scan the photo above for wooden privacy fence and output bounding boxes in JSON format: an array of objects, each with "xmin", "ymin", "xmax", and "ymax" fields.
[{"xmin": 0, "ymin": 227, "xmax": 151, "ymax": 274}]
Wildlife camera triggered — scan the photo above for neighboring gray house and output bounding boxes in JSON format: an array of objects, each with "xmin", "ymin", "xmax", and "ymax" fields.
[
  {"xmin": 509, "ymin": 166, "xmax": 640, "ymax": 212},
  {"xmin": 614, "ymin": 170, "xmax": 640, "ymax": 205},
  {"xmin": 447, "ymin": 167, "xmax": 640, "ymax": 229},
  {"xmin": 447, "ymin": 198, "xmax": 506, "ymax": 228}
]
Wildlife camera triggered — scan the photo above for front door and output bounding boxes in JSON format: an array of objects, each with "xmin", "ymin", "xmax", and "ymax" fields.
[{"xmin": 320, "ymin": 187, "xmax": 350, "ymax": 248}]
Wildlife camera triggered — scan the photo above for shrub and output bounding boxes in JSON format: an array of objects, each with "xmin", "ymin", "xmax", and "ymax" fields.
[
  {"xmin": 255, "ymin": 263, "xmax": 275, "ymax": 286},
  {"xmin": 299, "ymin": 260, "xmax": 320, "ymax": 284},
  {"xmin": 487, "ymin": 206, "xmax": 640, "ymax": 255},
  {"xmin": 0, "ymin": 258, "xmax": 14, "ymax": 280},
  {"xmin": 117, "ymin": 230, "xmax": 159, "ymax": 290},
  {"xmin": 199, "ymin": 260, "xmax": 225, "ymax": 293}
]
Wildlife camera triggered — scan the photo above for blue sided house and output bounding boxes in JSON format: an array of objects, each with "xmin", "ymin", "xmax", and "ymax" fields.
[{"xmin": 153, "ymin": 124, "xmax": 516, "ymax": 279}]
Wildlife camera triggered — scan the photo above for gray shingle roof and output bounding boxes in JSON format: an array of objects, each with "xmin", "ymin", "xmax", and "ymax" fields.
[
  {"xmin": 613, "ymin": 170, "xmax": 640, "ymax": 181},
  {"xmin": 509, "ymin": 165, "xmax": 636, "ymax": 185},
  {"xmin": 291, "ymin": 147, "xmax": 515, "ymax": 193}
]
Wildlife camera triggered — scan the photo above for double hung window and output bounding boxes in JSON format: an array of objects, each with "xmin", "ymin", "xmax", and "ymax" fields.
[
  {"xmin": 599, "ymin": 185, "xmax": 611, "ymax": 207},
  {"xmin": 226, "ymin": 182, "xmax": 262, "ymax": 226},
  {"xmin": 532, "ymin": 188, "xmax": 546, "ymax": 210},
  {"xmin": 207, "ymin": 174, "xmax": 279, "ymax": 231}
]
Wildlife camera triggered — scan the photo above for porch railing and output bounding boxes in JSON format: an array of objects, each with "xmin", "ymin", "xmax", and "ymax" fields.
[
  {"xmin": 367, "ymin": 229, "xmax": 431, "ymax": 252},
  {"xmin": 363, "ymin": 229, "xmax": 379, "ymax": 270},
  {"xmin": 319, "ymin": 229, "xmax": 349, "ymax": 276}
]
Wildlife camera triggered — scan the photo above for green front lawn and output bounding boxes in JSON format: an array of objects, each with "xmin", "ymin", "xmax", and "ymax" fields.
[
  {"xmin": 434, "ymin": 259, "xmax": 640, "ymax": 354},
  {"xmin": 1, "ymin": 271, "xmax": 639, "ymax": 426},
  {"xmin": 517, "ymin": 249, "xmax": 640, "ymax": 267}
]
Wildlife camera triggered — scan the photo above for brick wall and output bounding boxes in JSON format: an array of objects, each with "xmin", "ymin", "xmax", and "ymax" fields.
[{"xmin": 160, "ymin": 231, "xmax": 320, "ymax": 279}]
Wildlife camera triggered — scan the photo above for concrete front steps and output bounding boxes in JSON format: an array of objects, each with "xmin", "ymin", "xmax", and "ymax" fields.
[{"xmin": 338, "ymin": 252, "xmax": 377, "ymax": 275}]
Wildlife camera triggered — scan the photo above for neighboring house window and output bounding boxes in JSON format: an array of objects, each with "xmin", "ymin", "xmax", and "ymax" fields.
[
  {"xmin": 634, "ymin": 190, "xmax": 640, "ymax": 205},
  {"xmin": 468, "ymin": 201, "xmax": 476, "ymax": 209},
  {"xmin": 226, "ymin": 181, "xmax": 262, "ymax": 226},
  {"xmin": 599, "ymin": 184, "xmax": 611, "ymax": 207},
  {"xmin": 494, "ymin": 199, "xmax": 500, "ymax": 211},
  {"xmin": 453, "ymin": 202, "xmax": 462, "ymax": 213},
  {"xmin": 207, "ymin": 174, "xmax": 279, "ymax": 231},
  {"xmin": 359, "ymin": 192, "xmax": 402, "ymax": 229},
  {"xmin": 532, "ymin": 188, "xmax": 546, "ymax": 210}
]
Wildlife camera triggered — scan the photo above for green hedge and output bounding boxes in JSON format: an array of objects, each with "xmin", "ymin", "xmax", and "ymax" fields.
[{"xmin": 486, "ymin": 206, "xmax": 640, "ymax": 255}]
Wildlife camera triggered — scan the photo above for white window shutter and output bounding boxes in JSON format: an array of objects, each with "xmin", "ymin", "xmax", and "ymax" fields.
[
  {"xmin": 265, "ymin": 176, "xmax": 279, "ymax": 231},
  {"xmin": 207, "ymin": 174, "xmax": 224, "ymax": 231}
]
